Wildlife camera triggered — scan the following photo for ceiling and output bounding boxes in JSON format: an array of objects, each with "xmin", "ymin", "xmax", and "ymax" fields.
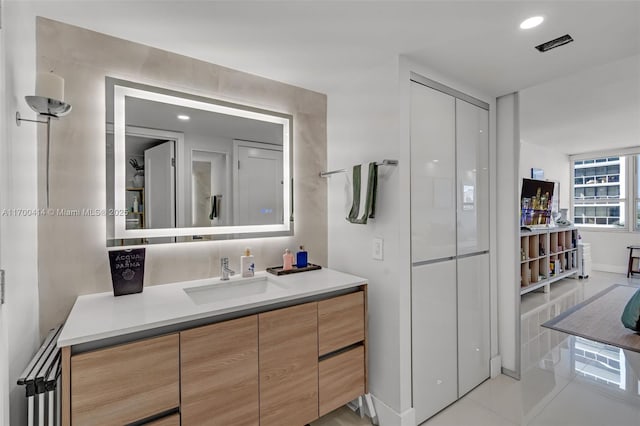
[
  {"xmin": 520, "ymin": 54, "xmax": 640, "ymax": 155},
  {"xmin": 27, "ymin": 1, "xmax": 640, "ymax": 97},
  {"xmin": 24, "ymin": 1, "xmax": 640, "ymax": 156},
  {"xmin": 125, "ymin": 97, "xmax": 284, "ymax": 145}
]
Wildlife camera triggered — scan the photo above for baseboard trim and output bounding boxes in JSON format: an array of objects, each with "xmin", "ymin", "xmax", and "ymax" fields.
[
  {"xmin": 501, "ymin": 366, "xmax": 520, "ymax": 380},
  {"xmin": 490, "ymin": 355, "xmax": 502, "ymax": 378},
  {"xmin": 369, "ymin": 395, "xmax": 416, "ymax": 426},
  {"xmin": 591, "ymin": 264, "xmax": 627, "ymax": 275}
]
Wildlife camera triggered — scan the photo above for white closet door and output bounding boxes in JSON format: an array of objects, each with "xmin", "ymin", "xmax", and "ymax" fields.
[
  {"xmin": 456, "ymin": 99, "xmax": 489, "ymax": 254},
  {"xmin": 410, "ymin": 82, "xmax": 456, "ymax": 263},
  {"xmin": 234, "ymin": 144, "xmax": 283, "ymax": 226},
  {"xmin": 457, "ymin": 253, "xmax": 490, "ymax": 396},
  {"xmin": 412, "ymin": 260, "xmax": 458, "ymax": 423},
  {"xmin": 456, "ymin": 99, "xmax": 489, "ymax": 255}
]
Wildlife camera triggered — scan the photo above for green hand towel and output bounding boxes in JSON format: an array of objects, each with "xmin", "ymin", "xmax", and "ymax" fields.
[
  {"xmin": 347, "ymin": 165, "xmax": 362, "ymax": 221},
  {"xmin": 347, "ymin": 162, "xmax": 378, "ymax": 224}
]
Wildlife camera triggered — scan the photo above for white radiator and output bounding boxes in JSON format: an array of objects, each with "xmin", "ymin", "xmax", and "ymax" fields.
[
  {"xmin": 578, "ymin": 242, "xmax": 591, "ymax": 278},
  {"xmin": 17, "ymin": 326, "xmax": 62, "ymax": 426}
]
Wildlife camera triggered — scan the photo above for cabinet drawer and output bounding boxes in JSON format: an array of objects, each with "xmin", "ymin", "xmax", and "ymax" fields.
[
  {"xmin": 319, "ymin": 346, "xmax": 365, "ymax": 416},
  {"xmin": 144, "ymin": 413, "xmax": 180, "ymax": 426},
  {"xmin": 318, "ymin": 291, "xmax": 365, "ymax": 355},
  {"xmin": 71, "ymin": 334, "xmax": 179, "ymax": 425}
]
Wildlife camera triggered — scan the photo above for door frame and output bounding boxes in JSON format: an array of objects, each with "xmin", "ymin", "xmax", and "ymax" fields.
[
  {"xmin": 190, "ymin": 149, "xmax": 231, "ymax": 227},
  {"xmin": 108, "ymin": 124, "xmax": 185, "ymax": 229},
  {"xmin": 0, "ymin": 15, "xmax": 8, "ymax": 424}
]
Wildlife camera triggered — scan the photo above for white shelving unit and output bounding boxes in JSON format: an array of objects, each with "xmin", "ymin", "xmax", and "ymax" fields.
[{"xmin": 520, "ymin": 227, "xmax": 578, "ymax": 296}]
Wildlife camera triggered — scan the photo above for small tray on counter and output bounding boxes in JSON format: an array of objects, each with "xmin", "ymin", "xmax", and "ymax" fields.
[{"xmin": 267, "ymin": 263, "xmax": 322, "ymax": 276}]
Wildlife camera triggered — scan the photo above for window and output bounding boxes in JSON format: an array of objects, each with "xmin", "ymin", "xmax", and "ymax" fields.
[{"xmin": 572, "ymin": 156, "xmax": 626, "ymax": 227}]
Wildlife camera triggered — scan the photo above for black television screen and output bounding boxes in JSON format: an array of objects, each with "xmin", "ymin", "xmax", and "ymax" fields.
[{"xmin": 521, "ymin": 178, "xmax": 555, "ymax": 226}]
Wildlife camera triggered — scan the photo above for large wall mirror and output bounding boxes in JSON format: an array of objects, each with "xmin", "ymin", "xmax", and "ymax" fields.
[{"xmin": 106, "ymin": 78, "xmax": 293, "ymax": 246}]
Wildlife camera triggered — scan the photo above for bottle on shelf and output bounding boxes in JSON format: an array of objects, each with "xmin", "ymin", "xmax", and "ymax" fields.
[
  {"xmin": 283, "ymin": 249, "xmax": 294, "ymax": 271},
  {"xmin": 296, "ymin": 245, "xmax": 308, "ymax": 268},
  {"xmin": 241, "ymin": 248, "xmax": 255, "ymax": 278}
]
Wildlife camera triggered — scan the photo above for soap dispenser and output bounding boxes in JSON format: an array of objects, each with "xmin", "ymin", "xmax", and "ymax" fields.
[
  {"xmin": 241, "ymin": 248, "xmax": 255, "ymax": 278},
  {"xmin": 283, "ymin": 249, "xmax": 294, "ymax": 271}
]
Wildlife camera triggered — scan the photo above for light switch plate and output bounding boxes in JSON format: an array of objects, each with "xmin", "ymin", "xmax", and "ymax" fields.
[{"xmin": 372, "ymin": 237, "xmax": 384, "ymax": 260}]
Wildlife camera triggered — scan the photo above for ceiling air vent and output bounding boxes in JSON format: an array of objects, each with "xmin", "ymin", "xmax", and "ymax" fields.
[{"xmin": 535, "ymin": 34, "xmax": 574, "ymax": 52}]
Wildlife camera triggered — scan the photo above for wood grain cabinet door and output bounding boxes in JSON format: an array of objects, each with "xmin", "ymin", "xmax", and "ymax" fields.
[
  {"xmin": 70, "ymin": 334, "xmax": 179, "ymax": 425},
  {"xmin": 319, "ymin": 345, "xmax": 365, "ymax": 416},
  {"xmin": 318, "ymin": 291, "xmax": 365, "ymax": 356},
  {"xmin": 144, "ymin": 413, "xmax": 180, "ymax": 426},
  {"xmin": 259, "ymin": 302, "xmax": 318, "ymax": 426},
  {"xmin": 180, "ymin": 315, "xmax": 259, "ymax": 426}
]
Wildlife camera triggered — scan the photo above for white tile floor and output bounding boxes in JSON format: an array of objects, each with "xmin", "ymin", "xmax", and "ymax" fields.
[{"xmin": 316, "ymin": 271, "xmax": 640, "ymax": 426}]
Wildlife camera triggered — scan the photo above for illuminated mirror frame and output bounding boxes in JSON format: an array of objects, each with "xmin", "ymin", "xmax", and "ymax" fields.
[{"xmin": 111, "ymin": 82, "xmax": 292, "ymax": 242}]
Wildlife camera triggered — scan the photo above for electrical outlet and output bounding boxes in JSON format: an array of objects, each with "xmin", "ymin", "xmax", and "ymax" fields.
[{"xmin": 372, "ymin": 237, "xmax": 384, "ymax": 260}]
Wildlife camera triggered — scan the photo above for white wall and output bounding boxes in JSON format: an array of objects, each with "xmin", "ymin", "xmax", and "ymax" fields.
[
  {"xmin": 580, "ymin": 230, "xmax": 638, "ymax": 273},
  {"xmin": 519, "ymin": 141, "xmax": 570, "ymax": 211},
  {"xmin": 326, "ymin": 56, "xmax": 409, "ymax": 424},
  {"xmin": 2, "ymin": 3, "xmax": 41, "ymax": 425}
]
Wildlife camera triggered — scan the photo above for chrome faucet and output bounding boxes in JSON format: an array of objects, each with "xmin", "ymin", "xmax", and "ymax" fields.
[{"xmin": 220, "ymin": 257, "xmax": 235, "ymax": 281}]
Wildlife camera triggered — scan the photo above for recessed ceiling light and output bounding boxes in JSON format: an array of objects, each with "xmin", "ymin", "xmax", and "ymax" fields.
[
  {"xmin": 520, "ymin": 16, "xmax": 544, "ymax": 30},
  {"xmin": 177, "ymin": 114, "xmax": 190, "ymax": 121}
]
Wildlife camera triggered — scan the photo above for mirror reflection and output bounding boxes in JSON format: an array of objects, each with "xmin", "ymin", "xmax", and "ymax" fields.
[{"xmin": 106, "ymin": 79, "xmax": 292, "ymax": 244}]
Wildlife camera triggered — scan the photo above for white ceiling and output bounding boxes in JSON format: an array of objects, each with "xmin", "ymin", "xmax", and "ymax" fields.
[
  {"xmin": 25, "ymin": 1, "xmax": 640, "ymax": 156},
  {"xmin": 125, "ymin": 97, "xmax": 284, "ymax": 145},
  {"xmin": 520, "ymin": 54, "xmax": 640, "ymax": 155},
  {"xmin": 28, "ymin": 1, "xmax": 640, "ymax": 97}
]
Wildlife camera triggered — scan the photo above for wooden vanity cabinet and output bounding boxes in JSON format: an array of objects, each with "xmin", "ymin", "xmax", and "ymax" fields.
[
  {"xmin": 180, "ymin": 315, "xmax": 259, "ymax": 426},
  {"xmin": 259, "ymin": 302, "xmax": 319, "ymax": 426},
  {"xmin": 69, "ymin": 334, "xmax": 179, "ymax": 426},
  {"xmin": 62, "ymin": 286, "xmax": 367, "ymax": 426}
]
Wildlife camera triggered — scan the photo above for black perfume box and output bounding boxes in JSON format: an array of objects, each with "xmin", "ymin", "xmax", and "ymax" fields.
[{"xmin": 108, "ymin": 248, "xmax": 145, "ymax": 296}]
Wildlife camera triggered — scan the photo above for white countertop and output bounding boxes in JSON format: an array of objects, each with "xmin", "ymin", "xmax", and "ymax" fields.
[{"xmin": 58, "ymin": 268, "xmax": 366, "ymax": 347}]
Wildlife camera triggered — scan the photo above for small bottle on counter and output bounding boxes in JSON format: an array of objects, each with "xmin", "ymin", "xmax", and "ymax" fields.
[
  {"xmin": 241, "ymin": 248, "xmax": 255, "ymax": 278},
  {"xmin": 296, "ymin": 245, "xmax": 308, "ymax": 268},
  {"xmin": 132, "ymin": 196, "xmax": 139, "ymax": 213},
  {"xmin": 283, "ymin": 249, "xmax": 294, "ymax": 271}
]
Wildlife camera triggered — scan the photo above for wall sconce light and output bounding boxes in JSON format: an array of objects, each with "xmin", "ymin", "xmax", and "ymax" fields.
[{"xmin": 16, "ymin": 72, "xmax": 72, "ymax": 208}]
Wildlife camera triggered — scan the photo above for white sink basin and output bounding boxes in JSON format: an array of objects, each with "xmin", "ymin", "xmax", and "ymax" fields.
[{"xmin": 184, "ymin": 276, "xmax": 287, "ymax": 305}]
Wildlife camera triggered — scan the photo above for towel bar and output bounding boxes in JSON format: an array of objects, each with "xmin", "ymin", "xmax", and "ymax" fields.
[{"xmin": 319, "ymin": 159, "xmax": 398, "ymax": 178}]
